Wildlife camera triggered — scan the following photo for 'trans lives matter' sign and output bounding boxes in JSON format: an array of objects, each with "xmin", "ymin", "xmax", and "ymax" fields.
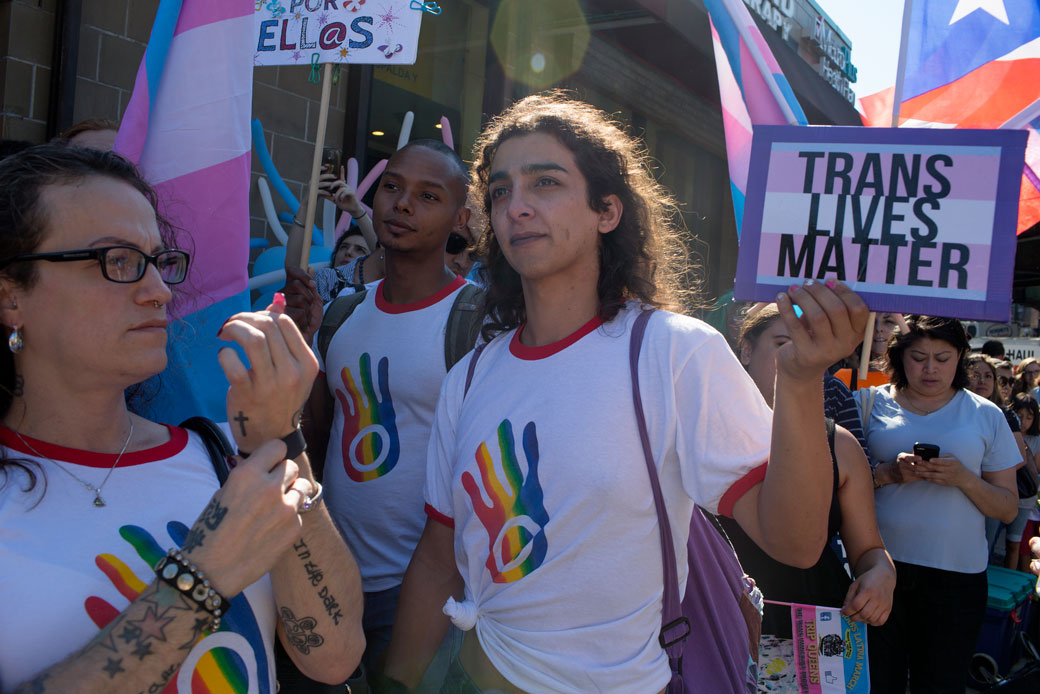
[
  {"xmin": 254, "ymin": 0, "xmax": 423, "ymax": 66},
  {"xmin": 734, "ymin": 126, "xmax": 1027, "ymax": 321}
]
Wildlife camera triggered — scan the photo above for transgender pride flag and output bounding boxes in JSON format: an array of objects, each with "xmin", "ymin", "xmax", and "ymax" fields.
[
  {"xmin": 704, "ymin": 0, "xmax": 807, "ymax": 236},
  {"xmin": 115, "ymin": 0, "xmax": 254, "ymax": 423}
]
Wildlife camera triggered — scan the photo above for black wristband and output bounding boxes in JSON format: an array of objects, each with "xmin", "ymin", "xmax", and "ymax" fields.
[
  {"xmin": 238, "ymin": 427, "xmax": 307, "ymax": 460},
  {"xmin": 155, "ymin": 549, "xmax": 231, "ymax": 630}
]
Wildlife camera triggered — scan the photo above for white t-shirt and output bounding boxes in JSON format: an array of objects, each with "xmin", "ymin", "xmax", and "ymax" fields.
[
  {"xmin": 0, "ymin": 426, "xmax": 277, "ymax": 693},
  {"xmin": 318, "ymin": 276, "xmax": 472, "ymax": 591},
  {"xmin": 855, "ymin": 385, "xmax": 1021, "ymax": 573},
  {"xmin": 424, "ymin": 305, "xmax": 773, "ymax": 693}
]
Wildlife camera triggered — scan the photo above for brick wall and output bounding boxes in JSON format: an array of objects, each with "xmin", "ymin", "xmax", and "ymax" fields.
[
  {"xmin": 0, "ymin": 0, "xmax": 56, "ymax": 141},
  {"xmin": 0, "ymin": 0, "xmax": 351, "ymax": 255}
]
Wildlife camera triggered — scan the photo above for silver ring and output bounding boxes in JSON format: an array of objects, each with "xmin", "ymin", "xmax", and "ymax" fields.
[{"xmin": 298, "ymin": 481, "xmax": 323, "ymax": 514}]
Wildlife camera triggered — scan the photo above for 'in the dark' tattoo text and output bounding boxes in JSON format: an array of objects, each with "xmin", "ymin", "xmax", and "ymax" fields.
[{"xmin": 293, "ymin": 539, "xmax": 344, "ymax": 625}]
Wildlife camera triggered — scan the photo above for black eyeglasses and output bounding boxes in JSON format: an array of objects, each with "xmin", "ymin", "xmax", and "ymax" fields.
[
  {"xmin": 0, "ymin": 246, "xmax": 190, "ymax": 284},
  {"xmin": 998, "ymin": 376, "xmax": 1014, "ymax": 386},
  {"xmin": 445, "ymin": 232, "xmax": 470, "ymax": 255}
]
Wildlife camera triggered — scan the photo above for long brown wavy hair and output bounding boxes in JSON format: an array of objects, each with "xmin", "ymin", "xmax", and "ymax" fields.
[{"xmin": 471, "ymin": 92, "xmax": 691, "ymax": 342}]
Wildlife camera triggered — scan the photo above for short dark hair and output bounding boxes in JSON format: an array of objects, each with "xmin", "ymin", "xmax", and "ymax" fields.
[
  {"xmin": 981, "ymin": 339, "xmax": 1005, "ymax": 359},
  {"xmin": 470, "ymin": 91, "xmax": 690, "ymax": 342},
  {"xmin": 887, "ymin": 315, "xmax": 971, "ymax": 391},
  {"xmin": 396, "ymin": 138, "xmax": 469, "ymax": 202},
  {"xmin": 58, "ymin": 118, "xmax": 119, "ymax": 141},
  {"xmin": 1013, "ymin": 393, "xmax": 1040, "ymax": 436}
]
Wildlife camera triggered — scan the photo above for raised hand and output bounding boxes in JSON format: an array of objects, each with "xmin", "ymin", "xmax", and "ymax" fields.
[
  {"xmin": 217, "ymin": 294, "xmax": 319, "ymax": 453},
  {"xmin": 775, "ymin": 280, "xmax": 869, "ymax": 383},
  {"xmin": 182, "ymin": 440, "xmax": 315, "ymax": 597}
]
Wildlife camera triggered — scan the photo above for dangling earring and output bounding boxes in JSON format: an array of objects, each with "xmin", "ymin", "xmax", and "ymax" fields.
[{"xmin": 8, "ymin": 325, "xmax": 22, "ymax": 353}]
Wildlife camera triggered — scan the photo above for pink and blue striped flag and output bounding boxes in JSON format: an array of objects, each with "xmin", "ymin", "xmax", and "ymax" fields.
[
  {"xmin": 704, "ymin": 0, "xmax": 807, "ymax": 237},
  {"xmin": 115, "ymin": 0, "xmax": 254, "ymax": 423},
  {"xmin": 860, "ymin": 0, "xmax": 1040, "ymax": 233}
]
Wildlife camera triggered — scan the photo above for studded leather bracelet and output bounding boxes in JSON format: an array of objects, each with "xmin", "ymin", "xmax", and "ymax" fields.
[{"xmin": 154, "ymin": 548, "xmax": 231, "ymax": 631}]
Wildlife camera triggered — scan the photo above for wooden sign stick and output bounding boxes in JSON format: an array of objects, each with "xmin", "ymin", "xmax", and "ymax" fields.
[{"xmin": 298, "ymin": 62, "xmax": 335, "ymax": 268}]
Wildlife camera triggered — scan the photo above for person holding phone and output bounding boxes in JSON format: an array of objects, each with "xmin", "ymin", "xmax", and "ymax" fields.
[{"xmin": 855, "ymin": 315, "xmax": 1020, "ymax": 693}]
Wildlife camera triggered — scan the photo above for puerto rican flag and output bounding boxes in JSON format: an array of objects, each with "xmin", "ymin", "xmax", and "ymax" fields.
[
  {"xmin": 115, "ymin": 0, "xmax": 254, "ymax": 423},
  {"xmin": 861, "ymin": 0, "xmax": 1040, "ymax": 233}
]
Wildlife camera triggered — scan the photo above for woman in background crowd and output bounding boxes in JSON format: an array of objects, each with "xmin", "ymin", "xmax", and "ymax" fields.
[
  {"xmin": 720, "ymin": 304, "xmax": 894, "ymax": 638},
  {"xmin": 856, "ymin": 316, "xmax": 1019, "ymax": 693},
  {"xmin": 1011, "ymin": 393, "xmax": 1040, "ymax": 573}
]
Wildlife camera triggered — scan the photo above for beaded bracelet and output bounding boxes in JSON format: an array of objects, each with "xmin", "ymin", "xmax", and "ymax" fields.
[{"xmin": 154, "ymin": 549, "xmax": 231, "ymax": 631}]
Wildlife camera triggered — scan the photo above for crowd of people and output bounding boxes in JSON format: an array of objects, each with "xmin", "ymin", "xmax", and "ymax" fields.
[{"xmin": 1, "ymin": 92, "xmax": 1039, "ymax": 694}]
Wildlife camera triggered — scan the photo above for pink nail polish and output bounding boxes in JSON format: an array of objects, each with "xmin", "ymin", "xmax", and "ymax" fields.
[
  {"xmin": 788, "ymin": 285, "xmax": 799, "ymax": 293},
  {"xmin": 825, "ymin": 279, "xmax": 837, "ymax": 289},
  {"xmin": 216, "ymin": 317, "xmax": 230, "ymax": 338},
  {"xmin": 272, "ymin": 292, "xmax": 287, "ymax": 308}
]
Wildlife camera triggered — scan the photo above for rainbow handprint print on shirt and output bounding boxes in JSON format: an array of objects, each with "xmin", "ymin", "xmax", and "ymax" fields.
[
  {"xmin": 336, "ymin": 352, "xmax": 401, "ymax": 482},
  {"xmin": 463, "ymin": 420, "xmax": 549, "ymax": 584},
  {"xmin": 85, "ymin": 522, "xmax": 271, "ymax": 693}
]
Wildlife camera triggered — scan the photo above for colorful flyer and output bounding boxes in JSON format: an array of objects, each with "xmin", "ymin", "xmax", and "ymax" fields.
[
  {"xmin": 758, "ymin": 603, "xmax": 869, "ymax": 693},
  {"xmin": 734, "ymin": 125, "xmax": 1027, "ymax": 322},
  {"xmin": 254, "ymin": 0, "xmax": 424, "ymax": 66}
]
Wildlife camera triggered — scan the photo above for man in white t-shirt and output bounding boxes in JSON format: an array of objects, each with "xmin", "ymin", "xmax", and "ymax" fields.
[
  {"xmin": 301, "ymin": 140, "xmax": 476, "ymax": 676},
  {"xmin": 377, "ymin": 94, "xmax": 869, "ymax": 693}
]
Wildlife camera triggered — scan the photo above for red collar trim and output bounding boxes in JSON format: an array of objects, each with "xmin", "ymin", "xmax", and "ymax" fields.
[
  {"xmin": 375, "ymin": 275, "xmax": 465, "ymax": 314},
  {"xmin": 0, "ymin": 424, "xmax": 188, "ymax": 468},
  {"xmin": 509, "ymin": 315, "xmax": 605, "ymax": 360}
]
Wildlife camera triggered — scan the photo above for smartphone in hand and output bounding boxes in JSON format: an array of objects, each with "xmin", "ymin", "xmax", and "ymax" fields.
[
  {"xmin": 321, "ymin": 147, "xmax": 342, "ymax": 176},
  {"xmin": 913, "ymin": 443, "xmax": 940, "ymax": 461}
]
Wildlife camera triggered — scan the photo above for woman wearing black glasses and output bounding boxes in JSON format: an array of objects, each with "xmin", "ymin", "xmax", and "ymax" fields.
[{"xmin": 0, "ymin": 145, "xmax": 363, "ymax": 693}]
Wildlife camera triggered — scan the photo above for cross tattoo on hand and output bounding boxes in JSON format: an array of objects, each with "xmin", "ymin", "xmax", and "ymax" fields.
[{"xmin": 233, "ymin": 411, "xmax": 249, "ymax": 437}]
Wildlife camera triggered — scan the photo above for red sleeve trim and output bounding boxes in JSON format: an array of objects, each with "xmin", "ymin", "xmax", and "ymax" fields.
[
  {"xmin": 717, "ymin": 462, "xmax": 768, "ymax": 518},
  {"xmin": 425, "ymin": 503, "xmax": 455, "ymax": 528}
]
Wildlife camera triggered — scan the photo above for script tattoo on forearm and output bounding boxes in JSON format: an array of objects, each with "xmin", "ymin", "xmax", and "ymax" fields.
[
  {"xmin": 280, "ymin": 607, "xmax": 325, "ymax": 655},
  {"xmin": 138, "ymin": 662, "xmax": 180, "ymax": 694},
  {"xmin": 292, "ymin": 539, "xmax": 343, "ymax": 625},
  {"xmin": 181, "ymin": 496, "xmax": 229, "ymax": 553}
]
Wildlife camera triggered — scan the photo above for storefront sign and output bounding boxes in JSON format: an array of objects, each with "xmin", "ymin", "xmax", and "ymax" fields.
[
  {"xmin": 811, "ymin": 16, "xmax": 857, "ymax": 104},
  {"xmin": 734, "ymin": 125, "xmax": 1028, "ymax": 322},
  {"xmin": 253, "ymin": 0, "xmax": 423, "ymax": 66},
  {"xmin": 744, "ymin": 0, "xmax": 794, "ymax": 41}
]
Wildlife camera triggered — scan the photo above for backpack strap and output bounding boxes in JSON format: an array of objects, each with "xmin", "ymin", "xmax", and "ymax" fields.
[
  {"xmin": 463, "ymin": 342, "xmax": 489, "ymax": 398},
  {"xmin": 444, "ymin": 283, "xmax": 484, "ymax": 371},
  {"xmin": 180, "ymin": 417, "xmax": 234, "ymax": 486},
  {"xmin": 317, "ymin": 290, "xmax": 368, "ymax": 365},
  {"xmin": 629, "ymin": 310, "xmax": 688, "ymax": 686}
]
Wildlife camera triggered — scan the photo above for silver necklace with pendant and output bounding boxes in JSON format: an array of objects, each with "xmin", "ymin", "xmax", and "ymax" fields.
[{"xmin": 14, "ymin": 419, "xmax": 135, "ymax": 507}]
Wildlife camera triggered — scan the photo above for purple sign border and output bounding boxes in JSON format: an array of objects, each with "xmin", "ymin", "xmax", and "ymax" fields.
[{"xmin": 733, "ymin": 125, "xmax": 1028, "ymax": 322}]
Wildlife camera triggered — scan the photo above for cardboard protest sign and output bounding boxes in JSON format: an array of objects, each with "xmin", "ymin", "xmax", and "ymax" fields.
[
  {"xmin": 758, "ymin": 603, "xmax": 869, "ymax": 693},
  {"xmin": 254, "ymin": 0, "xmax": 423, "ymax": 66},
  {"xmin": 734, "ymin": 126, "xmax": 1028, "ymax": 321}
]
